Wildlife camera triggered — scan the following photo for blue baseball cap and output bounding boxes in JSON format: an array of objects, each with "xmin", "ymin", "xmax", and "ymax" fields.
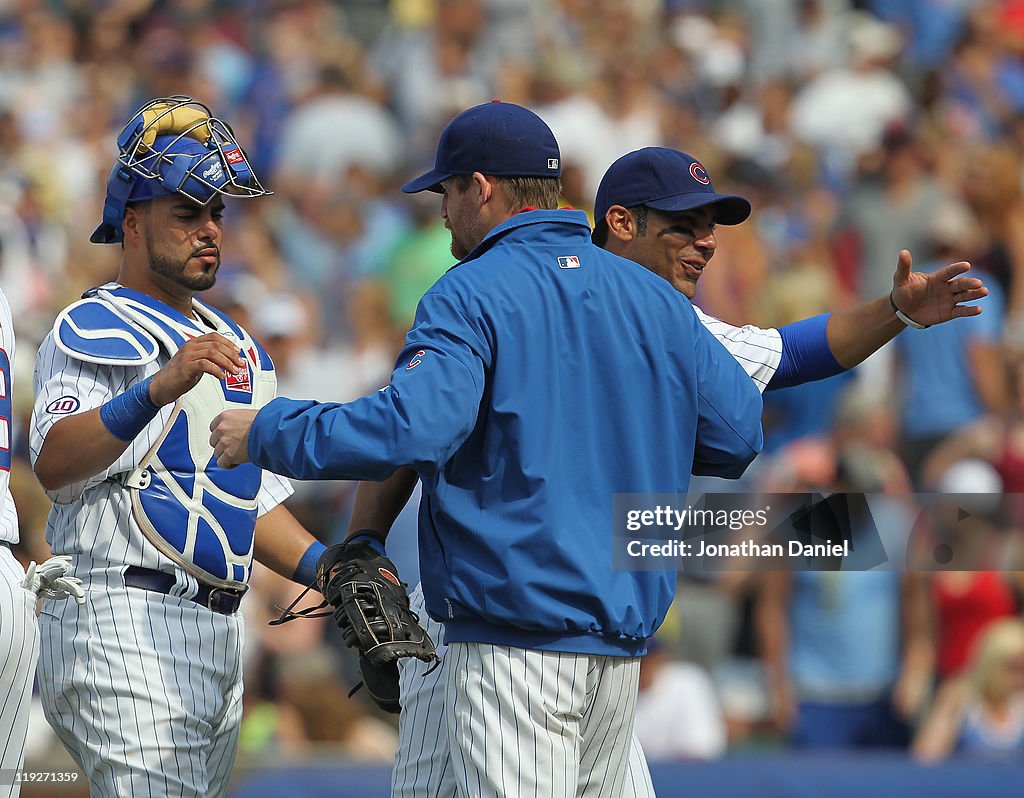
[
  {"xmin": 401, "ymin": 101, "xmax": 561, "ymax": 194},
  {"xmin": 594, "ymin": 147, "xmax": 751, "ymax": 233}
]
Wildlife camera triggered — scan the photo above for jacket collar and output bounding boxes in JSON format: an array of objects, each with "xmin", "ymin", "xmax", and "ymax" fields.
[{"xmin": 455, "ymin": 209, "xmax": 592, "ymax": 268}]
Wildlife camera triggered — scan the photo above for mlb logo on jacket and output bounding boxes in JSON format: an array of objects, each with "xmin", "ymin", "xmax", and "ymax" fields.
[{"xmin": 557, "ymin": 256, "xmax": 581, "ymax": 269}]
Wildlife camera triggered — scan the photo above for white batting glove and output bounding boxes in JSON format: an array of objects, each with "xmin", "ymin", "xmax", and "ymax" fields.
[{"xmin": 23, "ymin": 555, "xmax": 86, "ymax": 604}]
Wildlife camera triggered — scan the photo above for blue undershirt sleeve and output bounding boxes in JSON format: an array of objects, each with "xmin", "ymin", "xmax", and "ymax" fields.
[{"xmin": 767, "ymin": 313, "xmax": 846, "ymax": 390}]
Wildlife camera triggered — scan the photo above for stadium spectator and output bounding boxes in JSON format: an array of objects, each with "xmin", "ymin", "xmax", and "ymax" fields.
[
  {"xmin": 372, "ymin": 194, "xmax": 457, "ymax": 328},
  {"xmin": 940, "ymin": 5, "xmax": 1024, "ymax": 143},
  {"xmin": 635, "ymin": 638, "xmax": 728, "ymax": 760},
  {"xmin": 742, "ymin": 0, "xmax": 847, "ymax": 83},
  {"xmin": 756, "ymin": 407, "xmax": 924, "ymax": 750},
  {"xmin": 832, "ymin": 123, "xmax": 952, "ymax": 305},
  {"xmin": 274, "ymin": 646, "xmax": 399, "ymax": 762},
  {"xmin": 869, "ymin": 0, "xmax": 972, "ymax": 71},
  {"xmin": 921, "ymin": 356, "xmax": 1024, "ymax": 525},
  {"xmin": 914, "ymin": 618, "xmax": 1024, "ymax": 763},
  {"xmin": 271, "ymin": 64, "xmax": 401, "ymax": 203},
  {"xmin": 371, "ymin": 0, "xmax": 492, "ymax": 152},
  {"xmin": 892, "ymin": 199, "xmax": 1008, "ymax": 486},
  {"xmin": 957, "ymin": 142, "xmax": 1024, "ymax": 339},
  {"xmin": 789, "ymin": 11, "xmax": 912, "ymax": 182},
  {"xmin": 905, "ymin": 459, "xmax": 1021, "ymax": 685},
  {"xmin": 531, "ymin": 55, "xmax": 619, "ymax": 202}
]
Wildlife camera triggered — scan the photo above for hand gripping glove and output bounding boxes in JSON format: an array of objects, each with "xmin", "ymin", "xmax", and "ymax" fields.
[{"xmin": 316, "ymin": 536, "xmax": 440, "ymax": 671}]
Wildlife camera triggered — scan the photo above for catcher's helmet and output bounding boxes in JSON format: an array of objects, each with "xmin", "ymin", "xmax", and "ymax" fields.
[{"xmin": 91, "ymin": 96, "xmax": 270, "ymax": 244}]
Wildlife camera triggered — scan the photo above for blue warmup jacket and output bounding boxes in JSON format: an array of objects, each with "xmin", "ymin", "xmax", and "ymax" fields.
[{"xmin": 249, "ymin": 209, "xmax": 763, "ymax": 656}]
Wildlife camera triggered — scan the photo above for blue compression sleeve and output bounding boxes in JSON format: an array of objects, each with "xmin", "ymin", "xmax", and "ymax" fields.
[
  {"xmin": 292, "ymin": 540, "xmax": 327, "ymax": 586},
  {"xmin": 767, "ymin": 313, "xmax": 846, "ymax": 390},
  {"xmin": 99, "ymin": 375, "xmax": 160, "ymax": 441}
]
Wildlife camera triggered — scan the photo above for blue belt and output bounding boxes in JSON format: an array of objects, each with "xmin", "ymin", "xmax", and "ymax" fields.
[{"xmin": 123, "ymin": 566, "xmax": 245, "ymax": 615}]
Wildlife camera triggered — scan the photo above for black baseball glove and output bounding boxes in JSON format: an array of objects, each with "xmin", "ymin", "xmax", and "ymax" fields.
[
  {"xmin": 351, "ymin": 655, "xmax": 401, "ymax": 714},
  {"xmin": 317, "ymin": 535, "xmax": 440, "ymax": 675}
]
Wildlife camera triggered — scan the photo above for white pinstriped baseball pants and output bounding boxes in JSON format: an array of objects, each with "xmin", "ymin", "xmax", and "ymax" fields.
[
  {"xmin": 394, "ymin": 585, "xmax": 656, "ymax": 798},
  {"xmin": 445, "ymin": 640, "xmax": 640, "ymax": 798},
  {"xmin": 37, "ymin": 567, "xmax": 244, "ymax": 798},
  {"xmin": 0, "ymin": 547, "xmax": 38, "ymax": 798}
]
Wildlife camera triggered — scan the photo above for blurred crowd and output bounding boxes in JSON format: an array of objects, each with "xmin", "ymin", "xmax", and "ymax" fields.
[{"xmin": 7, "ymin": 0, "xmax": 1024, "ymax": 771}]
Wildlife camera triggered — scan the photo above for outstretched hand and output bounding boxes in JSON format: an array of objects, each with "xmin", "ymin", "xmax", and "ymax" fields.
[
  {"xmin": 890, "ymin": 249, "xmax": 988, "ymax": 326},
  {"xmin": 210, "ymin": 409, "xmax": 258, "ymax": 468}
]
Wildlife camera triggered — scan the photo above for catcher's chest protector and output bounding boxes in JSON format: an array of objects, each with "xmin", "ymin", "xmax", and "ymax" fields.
[{"xmin": 54, "ymin": 284, "xmax": 277, "ymax": 588}]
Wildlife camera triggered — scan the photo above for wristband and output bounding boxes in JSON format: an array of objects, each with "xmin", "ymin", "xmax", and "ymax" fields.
[
  {"xmin": 293, "ymin": 540, "xmax": 327, "ymax": 586},
  {"xmin": 345, "ymin": 528, "xmax": 388, "ymax": 556},
  {"xmin": 889, "ymin": 292, "xmax": 930, "ymax": 330},
  {"xmin": 99, "ymin": 375, "xmax": 161, "ymax": 441}
]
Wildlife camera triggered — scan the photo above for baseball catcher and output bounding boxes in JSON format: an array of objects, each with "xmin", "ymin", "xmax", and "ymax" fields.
[{"xmin": 274, "ymin": 531, "xmax": 439, "ymax": 712}]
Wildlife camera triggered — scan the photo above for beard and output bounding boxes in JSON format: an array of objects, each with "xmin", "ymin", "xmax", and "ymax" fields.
[
  {"xmin": 446, "ymin": 220, "xmax": 476, "ymax": 261},
  {"xmin": 449, "ymin": 233, "xmax": 468, "ymax": 260},
  {"xmin": 146, "ymin": 232, "xmax": 218, "ymax": 292}
]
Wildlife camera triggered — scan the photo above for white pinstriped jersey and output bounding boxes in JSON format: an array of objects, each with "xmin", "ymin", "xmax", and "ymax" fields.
[
  {"xmin": 694, "ymin": 306, "xmax": 782, "ymax": 393},
  {"xmin": 29, "ymin": 330, "xmax": 293, "ymax": 570},
  {"xmin": 0, "ymin": 290, "xmax": 17, "ymax": 544},
  {"xmin": 0, "ymin": 286, "xmax": 31, "ymax": 798}
]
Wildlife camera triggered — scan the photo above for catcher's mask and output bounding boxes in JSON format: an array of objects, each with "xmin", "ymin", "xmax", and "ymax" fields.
[{"xmin": 91, "ymin": 95, "xmax": 270, "ymax": 244}]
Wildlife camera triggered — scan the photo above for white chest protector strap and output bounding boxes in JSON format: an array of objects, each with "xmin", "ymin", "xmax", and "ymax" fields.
[{"xmin": 55, "ymin": 284, "xmax": 277, "ymax": 589}]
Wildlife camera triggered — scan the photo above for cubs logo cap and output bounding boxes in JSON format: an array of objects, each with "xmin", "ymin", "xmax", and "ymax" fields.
[
  {"xmin": 593, "ymin": 147, "xmax": 751, "ymax": 233},
  {"xmin": 401, "ymin": 101, "xmax": 561, "ymax": 194}
]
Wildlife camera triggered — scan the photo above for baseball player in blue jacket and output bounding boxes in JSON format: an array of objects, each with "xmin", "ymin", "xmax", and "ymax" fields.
[{"xmin": 212, "ymin": 101, "xmax": 764, "ymax": 797}]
